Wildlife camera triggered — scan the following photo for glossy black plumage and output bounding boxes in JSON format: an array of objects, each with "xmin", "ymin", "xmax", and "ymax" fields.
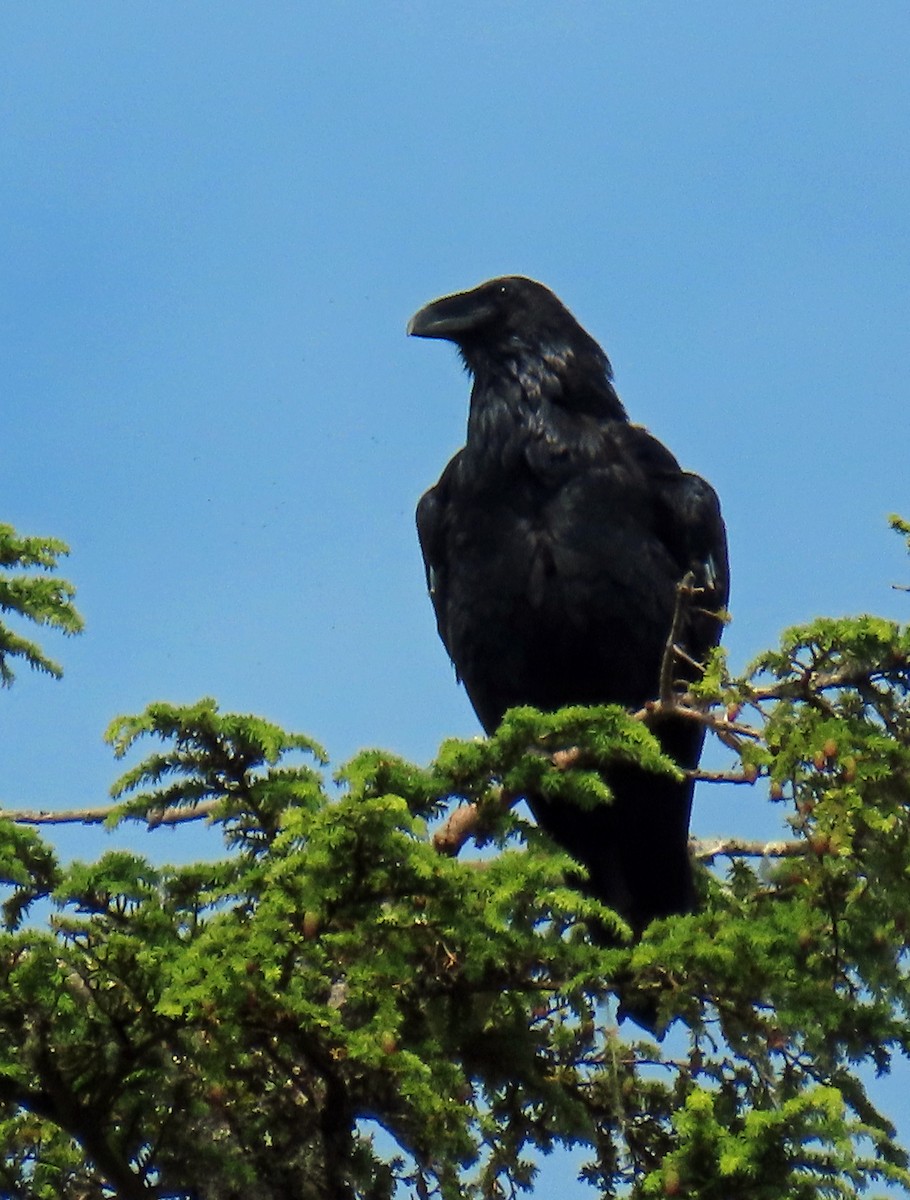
[{"xmin": 410, "ymin": 276, "xmax": 728, "ymax": 936}]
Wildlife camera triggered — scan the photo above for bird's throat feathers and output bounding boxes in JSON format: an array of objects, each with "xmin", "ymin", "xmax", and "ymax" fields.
[{"xmin": 463, "ymin": 333, "xmax": 628, "ymax": 457}]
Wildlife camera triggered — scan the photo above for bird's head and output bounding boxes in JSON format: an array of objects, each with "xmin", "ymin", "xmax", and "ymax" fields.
[
  {"xmin": 407, "ymin": 276, "xmax": 578, "ymax": 358},
  {"xmin": 407, "ymin": 277, "xmax": 624, "ymax": 422}
]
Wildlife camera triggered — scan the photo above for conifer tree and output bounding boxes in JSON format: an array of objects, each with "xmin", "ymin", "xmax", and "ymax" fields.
[{"xmin": 0, "ymin": 519, "xmax": 908, "ymax": 1199}]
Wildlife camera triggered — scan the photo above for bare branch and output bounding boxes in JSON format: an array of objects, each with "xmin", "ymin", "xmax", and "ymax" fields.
[
  {"xmin": 631, "ymin": 699, "xmax": 763, "ymax": 745},
  {"xmin": 687, "ymin": 768, "xmax": 759, "ymax": 785},
  {"xmin": 692, "ymin": 836, "xmax": 804, "ymax": 861},
  {"xmin": 433, "ymin": 788, "xmax": 517, "ymax": 856},
  {"xmin": 433, "ymin": 802, "xmax": 481, "ymax": 855},
  {"xmin": 659, "ymin": 572, "xmax": 696, "ymax": 704},
  {"xmin": 1, "ymin": 799, "xmax": 220, "ymax": 828},
  {"xmin": 5, "ymin": 788, "xmax": 802, "ymax": 874}
]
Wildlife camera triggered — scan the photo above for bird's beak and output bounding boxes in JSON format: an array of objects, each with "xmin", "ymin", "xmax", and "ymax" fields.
[{"xmin": 407, "ymin": 289, "xmax": 496, "ymax": 341}]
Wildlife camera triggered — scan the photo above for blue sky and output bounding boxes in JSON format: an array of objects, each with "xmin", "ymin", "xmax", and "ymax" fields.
[{"xmin": 2, "ymin": 2, "xmax": 909, "ymax": 1192}]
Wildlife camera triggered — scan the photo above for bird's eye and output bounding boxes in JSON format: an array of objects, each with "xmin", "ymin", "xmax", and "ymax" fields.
[{"xmin": 499, "ymin": 282, "xmax": 509, "ymax": 295}]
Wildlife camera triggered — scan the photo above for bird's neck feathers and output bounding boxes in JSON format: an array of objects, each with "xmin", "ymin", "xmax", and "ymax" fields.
[{"xmin": 462, "ymin": 333, "xmax": 628, "ymax": 457}]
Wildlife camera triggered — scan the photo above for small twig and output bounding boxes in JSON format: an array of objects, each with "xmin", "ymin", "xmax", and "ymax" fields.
[
  {"xmin": 552, "ymin": 748, "xmax": 761, "ymax": 786},
  {"xmin": 632, "ymin": 699, "xmax": 763, "ymax": 743},
  {"xmin": 677, "ymin": 705, "xmax": 763, "ymax": 741},
  {"xmin": 659, "ymin": 572, "xmax": 697, "ymax": 704},
  {"xmin": 673, "ymin": 645, "xmax": 708, "ymax": 673}
]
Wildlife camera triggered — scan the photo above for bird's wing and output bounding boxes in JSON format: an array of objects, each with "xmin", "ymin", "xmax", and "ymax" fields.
[
  {"xmin": 615, "ymin": 423, "xmax": 728, "ymax": 594},
  {"xmin": 416, "ymin": 466, "xmax": 455, "ymax": 661},
  {"xmin": 604, "ymin": 423, "xmax": 729, "ymax": 681},
  {"xmin": 670, "ymin": 470, "xmax": 730, "ymax": 608}
]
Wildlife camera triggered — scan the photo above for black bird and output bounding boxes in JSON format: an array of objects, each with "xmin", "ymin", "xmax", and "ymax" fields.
[{"xmin": 409, "ymin": 276, "xmax": 728, "ymax": 937}]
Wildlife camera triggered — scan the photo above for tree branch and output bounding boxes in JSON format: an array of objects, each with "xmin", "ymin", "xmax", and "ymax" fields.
[
  {"xmin": 659, "ymin": 572, "xmax": 695, "ymax": 703},
  {"xmin": 688, "ymin": 768, "xmax": 760, "ymax": 784},
  {"xmin": 691, "ymin": 836, "xmax": 804, "ymax": 861},
  {"xmin": 432, "ymin": 801, "xmax": 481, "ymax": 855},
  {"xmin": 631, "ymin": 699, "xmax": 763, "ymax": 743},
  {"xmin": 0, "ymin": 800, "xmax": 220, "ymax": 828},
  {"xmin": 3, "ymin": 739, "xmax": 765, "ymax": 847},
  {"xmin": 432, "ymin": 788, "xmax": 516, "ymax": 855},
  {"xmin": 432, "ymin": 801, "xmax": 801, "ymax": 862},
  {"xmin": 745, "ymin": 658, "xmax": 909, "ymax": 704}
]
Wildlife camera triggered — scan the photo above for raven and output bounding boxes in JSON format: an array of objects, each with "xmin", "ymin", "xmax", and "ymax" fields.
[{"xmin": 409, "ymin": 276, "xmax": 728, "ymax": 937}]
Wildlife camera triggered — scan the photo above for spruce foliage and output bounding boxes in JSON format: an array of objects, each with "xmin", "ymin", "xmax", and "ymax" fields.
[
  {"xmin": 0, "ymin": 524, "xmax": 83, "ymax": 685},
  {"xmin": 0, "ymin": 520, "xmax": 908, "ymax": 1198}
]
